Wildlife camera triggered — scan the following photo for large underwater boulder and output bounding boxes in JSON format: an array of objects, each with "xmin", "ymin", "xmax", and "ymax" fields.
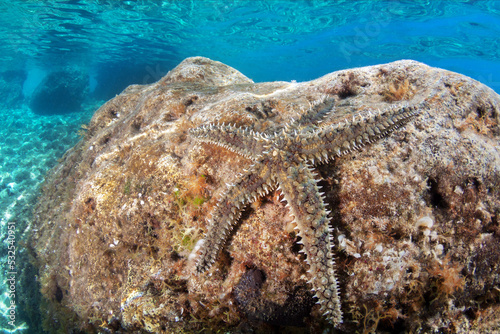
[
  {"xmin": 29, "ymin": 68, "xmax": 88, "ymax": 115},
  {"xmin": 29, "ymin": 57, "xmax": 500, "ymax": 333}
]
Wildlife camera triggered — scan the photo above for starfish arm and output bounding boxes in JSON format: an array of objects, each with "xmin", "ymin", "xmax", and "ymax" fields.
[
  {"xmin": 195, "ymin": 162, "xmax": 275, "ymax": 273},
  {"xmin": 276, "ymin": 162, "xmax": 343, "ymax": 325},
  {"xmin": 295, "ymin": 96, "xmax": 336, "ymax": 127},
  {"xmin": 190, "ymin": 123, "xmax": 268, "ymax": 160},
  {"xmin": 298, "ymin": 104, "xmax": 420, "ymax": 163}
]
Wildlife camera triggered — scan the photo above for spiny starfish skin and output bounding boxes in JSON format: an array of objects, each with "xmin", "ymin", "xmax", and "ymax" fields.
[{"xmin": 189, "ymin": 99, "xmax": 421, "ymax": 326}]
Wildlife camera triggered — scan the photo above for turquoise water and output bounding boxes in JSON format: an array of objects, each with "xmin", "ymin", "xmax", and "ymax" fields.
[{"xmin": 0, "ymin": 1, "xmax": 499, "ymax": 333}]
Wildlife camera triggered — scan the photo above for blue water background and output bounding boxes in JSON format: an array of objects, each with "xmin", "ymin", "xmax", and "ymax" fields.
[{"xmin": 0, "ymin": 1, "xmax": 499, "ymax": 333}]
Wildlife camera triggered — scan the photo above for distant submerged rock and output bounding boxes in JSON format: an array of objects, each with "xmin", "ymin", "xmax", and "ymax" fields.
[
  {"xmin": 29, "ymin": 68, "xmax": 88, "ymax": 115},
  {"xmin": 28, "ymin": 57, "xmax": 500, "ymax": 333}
]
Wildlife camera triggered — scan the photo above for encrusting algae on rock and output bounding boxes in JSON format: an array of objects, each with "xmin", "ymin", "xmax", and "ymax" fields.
[{"xmin": 28, "ymin": 57, "xmax": 500, "ymax": 333}]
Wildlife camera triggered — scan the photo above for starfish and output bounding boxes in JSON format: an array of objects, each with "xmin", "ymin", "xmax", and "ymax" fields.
[{"xmin": 189, "ymin": 97, "xmax": 420, "ymax": 326}]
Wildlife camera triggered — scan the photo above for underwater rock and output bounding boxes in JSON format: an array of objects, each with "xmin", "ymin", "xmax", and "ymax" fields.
[
  {"xmin": 233, "ymin": 267, "xmax": 314, "ymax": 329},
  {"xmin": 29, "ymin": 57, "xmax": 500, "ymax": 333},
  {"xmin": 29, "ymin": 68, "xmax": 88, "ymax": 115}
]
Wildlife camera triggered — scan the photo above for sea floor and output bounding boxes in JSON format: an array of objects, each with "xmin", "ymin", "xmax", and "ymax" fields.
[{"xmin": 0, "ymin": 104, "xmax": 95, "ymax": 333}]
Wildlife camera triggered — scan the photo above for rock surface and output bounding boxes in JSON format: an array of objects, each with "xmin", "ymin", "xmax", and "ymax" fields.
[{"xmin": 29, "ymin": 57, "xmax": 500, "ymax": 333}]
